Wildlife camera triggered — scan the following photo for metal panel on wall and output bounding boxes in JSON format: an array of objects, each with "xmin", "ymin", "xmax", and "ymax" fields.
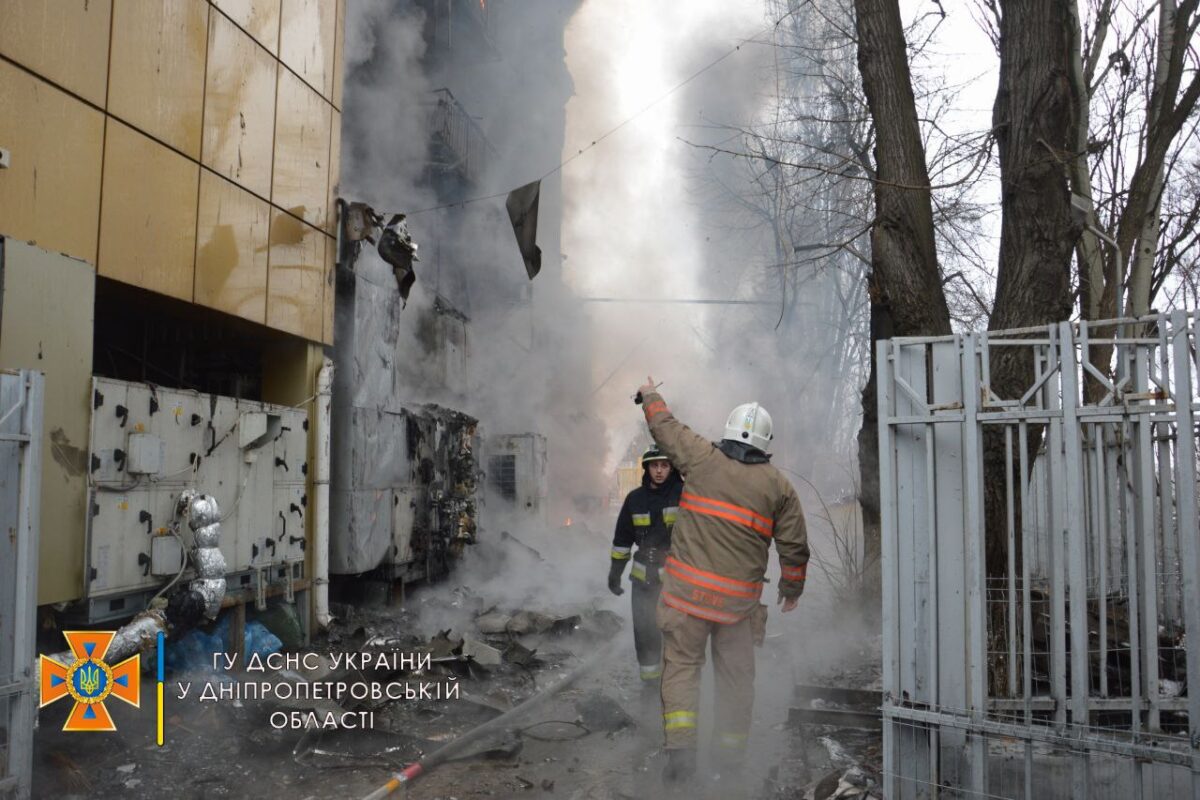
[
  {"xmin": 0, "ymin": 62, "xmax": 105, "ymax": 265},
  {"xmin": 0, "ymin": 240, "xmax": 94, "ymax": 605},
  {"xmin": 86, "ymin": 377, "xmax": 307, "ymax": 607},
  {"xmin": 0, "ymin": 370, "xmax": 43, "ymax": 800}
]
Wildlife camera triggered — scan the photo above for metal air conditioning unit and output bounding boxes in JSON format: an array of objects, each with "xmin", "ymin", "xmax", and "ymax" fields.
[{"xmin": 83, "ymin": 377, "xmax": 308, "ymax": 623}]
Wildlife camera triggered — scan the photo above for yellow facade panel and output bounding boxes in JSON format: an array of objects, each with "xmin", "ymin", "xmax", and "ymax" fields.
[
  {"xmin": 0, "ymin": 0, "xmax": 112, "ymax": 106},
  {"xmin": 202, "ymin": 12, "xmax": 278, "ymax": 197},
  {"xmin": 326, "ymin": 109, "xmax": 342, "ymax": 235},
  {"xmin": 211, "ymin": 0, "xmax": 281, "ymax": 54},
  {"xmin": 195, "ymin": 171, "xmax": 270, "ymax": 324},
  {"xmin": 266, "ymin": 211, "xmax": 325, "ymax": 341},
  {"xmin": 0, "ymin": 240, "xmax": 95, "ymax": 605},
  {"xmin": 332, "ymin": 0, "xmax": 345, "ymax": 109},
  {"xmin": 322, "ymin": 234, "xmax": 335, "ymax": 345},
  {"xmin": 0, "ymin": 63, "xmax": 104, "ymax": 264},
  {"xmin": 273, "ymin": 70, "xmax": 331, "ymax": 230},
  {"xmin": 279, "ymin": 0, "xmax": 336, "ymax": 100},
  {"xmin": 98, "ymin": 121, "xmax": 199, "ymax": 301},
  {"xmin": 108, "ymin": 0, "xmax": 209, "ymax": 158}
]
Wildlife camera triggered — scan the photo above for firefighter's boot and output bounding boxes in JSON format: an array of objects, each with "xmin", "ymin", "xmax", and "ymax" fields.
[{"xmin": 663, "ymin": 747, "xmax": 696, "ymax": 784}]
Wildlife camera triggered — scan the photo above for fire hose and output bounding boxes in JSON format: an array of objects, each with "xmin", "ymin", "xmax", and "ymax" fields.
[{"xmin": 358, "ymin": 638, "xmax": 619, "ymax": 799}]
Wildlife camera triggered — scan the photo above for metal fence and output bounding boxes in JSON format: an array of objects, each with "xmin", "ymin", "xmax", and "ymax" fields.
[
  {"xmin": 0, "ymin": 370, "xmax": 43, "ymax": 800},
  {"xmin": 878, "ymin": 312, "xmax": 1200, "ymax": 798}
]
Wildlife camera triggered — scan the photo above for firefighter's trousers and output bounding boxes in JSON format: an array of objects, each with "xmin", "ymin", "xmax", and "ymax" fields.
[
  {"xmin": 656, "ymin": 599, "xmax": 755, "ymax": 754},
  {"xmin": 631, "ymin": 579, "xmax": 663, "ymax": 680}
]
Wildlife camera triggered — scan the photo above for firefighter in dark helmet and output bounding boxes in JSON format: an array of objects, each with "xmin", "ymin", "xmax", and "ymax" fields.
[{"xmin": 608, "ymin": 448, "xmax": 684, "ymax": 683}]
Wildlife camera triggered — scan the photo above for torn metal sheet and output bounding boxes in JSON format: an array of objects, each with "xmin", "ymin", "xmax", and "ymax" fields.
[
  {"xmin": 461, "ymin": 636, "xmax": 502, "ymax": 666},
  {"xmin": 426, "ymin": 630, "xmax": 462, "ymax": 660},
  {"xmin": 502, "ymin": 641, "xmax": 538, "ymax": 667},
  {"xmin": 377, "ymin": 214, "xmax": 419, "ymax": 303}
]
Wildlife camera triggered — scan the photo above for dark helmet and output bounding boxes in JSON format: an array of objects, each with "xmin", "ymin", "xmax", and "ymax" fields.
[{"xmin": 641, "ymin": 447, "xmax": 670, "ymax": 467}]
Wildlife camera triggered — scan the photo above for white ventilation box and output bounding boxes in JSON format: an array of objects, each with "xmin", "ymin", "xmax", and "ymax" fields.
[
  {"xmin": 86, "ymin": 377, "xmax": 308, "ymax": 603},
  {"xmin": 126, "ymin": 432, "xmax": 164, "ymax": 475}
]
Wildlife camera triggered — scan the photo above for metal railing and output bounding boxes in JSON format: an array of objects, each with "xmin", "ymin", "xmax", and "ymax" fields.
[
  {"xmin": 879, "ymin": 311, "xmax": 1200, "ymax": 798},
  {"xmin": 0, "ymin": 370, "xmax": 43, "ymax": 800},
  {"xmin": 428, "ymin": 88, "xmax": 493, "ymax": 185}
]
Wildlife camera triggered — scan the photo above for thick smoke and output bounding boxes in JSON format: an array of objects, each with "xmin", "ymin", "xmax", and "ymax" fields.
[{"xmin": 339, "ymin": 1, "xmax": 873, "ymax": 698}]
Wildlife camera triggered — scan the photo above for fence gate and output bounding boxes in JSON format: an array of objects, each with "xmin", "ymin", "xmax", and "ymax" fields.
[
  {"xmin": 879, "ymin": 312, "xmax": 1200, "ymax": 799},
  {"xmin": 0, "ymin": 370, "xmax": 43, "ymax": 800}
]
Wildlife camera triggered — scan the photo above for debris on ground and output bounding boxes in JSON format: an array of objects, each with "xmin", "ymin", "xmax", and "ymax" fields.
[
  {"xmin": 574, "ymin": 692, "xmax": 635, "ymax": 732},
  {"xmin": 462, "ymin": 635, "xmax": 504, "ymax": 666}
]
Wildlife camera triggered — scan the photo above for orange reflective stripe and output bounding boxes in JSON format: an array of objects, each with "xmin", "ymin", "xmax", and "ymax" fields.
[
  {"xmin": 781, "ymin": 564, "xmax": 807, "ymax": 581},
  {"xmin": 681, "ymin": 496, "xmax": 772, "ymax": 534},
  {"xmin": 644, "ymin": 401, "xmax": 668, "ymax": 418},
  {"xmin": 678, "ymin": 500, "xmax": 759, "ymax": 530},
  {"xmin": 666, "ymin": 556, "xmax": 760, "ymax": 590},
  {"xmin": 664, "ymin": 566, "xmax": 761, "ymax": 600},
  {"xmin": 681, "ymin": 491, "xmax": 774, "ymax": 529},
  {"xmin": 662, "ymin": 591, "xmax": 742, "ymax": 624}
]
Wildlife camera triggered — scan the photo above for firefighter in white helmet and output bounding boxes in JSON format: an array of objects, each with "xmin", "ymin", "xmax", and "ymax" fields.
[{"xmin": 635, "ymin": 377, "xmax": 809, "ymax": 784}]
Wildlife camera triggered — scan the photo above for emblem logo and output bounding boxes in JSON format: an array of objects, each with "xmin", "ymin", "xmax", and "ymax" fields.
[{"xmin": 40, "ymin": 631, "xmax": 141, "ymax": 731}]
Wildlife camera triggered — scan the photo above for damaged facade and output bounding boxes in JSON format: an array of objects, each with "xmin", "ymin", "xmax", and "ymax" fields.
[
  {"xmin": 333, "ymin": 0, "xmax": 594, "ymax": 589},
  {"xmin": 0, "ymin": 1, "xmax": 345, "ymax": 631}
]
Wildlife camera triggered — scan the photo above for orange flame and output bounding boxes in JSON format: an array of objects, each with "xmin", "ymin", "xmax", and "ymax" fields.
[{"xmin": 564, "ymin": 517, "xmax": 573, "ymax": 527}]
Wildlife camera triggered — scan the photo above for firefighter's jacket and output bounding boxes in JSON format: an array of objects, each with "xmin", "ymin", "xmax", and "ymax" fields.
[
  {"xmin": 641, "ymin": 390, "xmax": 809, "ymax": 623},
  {"xmin": 611, "ymin": 469, "xmax": 683, "ymax": 584}
]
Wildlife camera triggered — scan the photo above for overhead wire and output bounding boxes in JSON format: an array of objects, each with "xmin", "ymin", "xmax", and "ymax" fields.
[{"xmin": 375, "ymin": 10, "xmax": 798, "ymax": 220}]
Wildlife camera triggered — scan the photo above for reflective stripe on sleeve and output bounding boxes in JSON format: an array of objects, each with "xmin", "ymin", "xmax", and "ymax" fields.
[
  {"xmin": 644, "ymin": 401, "xmax": 669, "ymax": 419},
  {"xmin": 631, "ymin": 513, "xmax": 651, "ymax": 527},
  {"xmin": 663, "ymin": 710, "xmax": 697, "ymax": 730},
  {"xmin": 611, "ymin": 546, "xmax": 632, "ymax": 560},
  {"xmin": 679, "ymin": 491, "xmax": 774, "ymax": 538},
  {"xmin": 663, "ymin": 506, "xmax": 678, "ymax": 525},
  {"xmin": 781, "ymin": 563, "xmax": 807, "ymax": 581}
]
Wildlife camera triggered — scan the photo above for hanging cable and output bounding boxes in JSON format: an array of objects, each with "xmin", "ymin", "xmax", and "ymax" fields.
[{"xmin": 371, "ymin": 11, "xmax": 796, "ymax": 220}]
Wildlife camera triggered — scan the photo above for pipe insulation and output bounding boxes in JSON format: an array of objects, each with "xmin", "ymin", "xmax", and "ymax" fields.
[
  {"xmin": 315, "ymin": 358, "xmax": 334, "ymax": 629},
  {"xmin": 178, "ymin": 490, "xmax": 226, "ymax": 620},
  {"xmin": 357, "ymin": 639, "xmax": 619, "ymax": 799},
  {"xmin": 38, "ymin": 491, "xmax": 225, "ymax": 691}
]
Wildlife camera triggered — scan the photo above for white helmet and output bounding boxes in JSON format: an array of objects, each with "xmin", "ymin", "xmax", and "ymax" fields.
[{"xmin": 723, "ymin": 402, "xmax": 773, "ymax": 452}]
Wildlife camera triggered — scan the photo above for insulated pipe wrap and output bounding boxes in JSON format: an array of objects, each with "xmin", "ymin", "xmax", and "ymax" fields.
[
  {"xmin": 107, "ymin": 611, "xmax": 167, "ymax": 664},
  {"xmin": 191, "ymin": 547, "xmax": 226, "ymax": 576},
  {"xmin": 192, "ymin": 523, "xmax": 221, "ymax": 549},
  {"xmin": 42, "ymin": 610, "xmax": 166, "ymax": 680},
  {"xmin": 179, "ymin": 490, "xmax": 226, "ymax": 620},
  {"xmin": 187, "ymin": 495, "xmax": 221, "ymax": 528}
]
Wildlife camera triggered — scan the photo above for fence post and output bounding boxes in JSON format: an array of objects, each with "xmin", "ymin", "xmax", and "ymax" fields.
[
  {"xmin": 1171, "ymin": 311, "xmax": 1200, "ymax": 799},
  {"xmin": 878, "ymin": 338, "xmax": 900, "ymax": 799},
  {"xmin": 961, "ymin": 333, "xmax": 988, "ymax": 797}
]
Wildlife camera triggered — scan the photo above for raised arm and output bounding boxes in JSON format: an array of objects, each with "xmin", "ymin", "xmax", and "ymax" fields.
[{"xmin": 638, "ymin": 384, "xmax": 714, "ymax": 477}]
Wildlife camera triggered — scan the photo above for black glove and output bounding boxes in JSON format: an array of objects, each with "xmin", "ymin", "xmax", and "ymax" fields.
[{"xmin": 607, "ymin": 560, "xmax": 626, "ymax": 595}]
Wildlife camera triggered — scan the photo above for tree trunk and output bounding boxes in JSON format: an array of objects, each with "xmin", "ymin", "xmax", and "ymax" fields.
[
  {"xmin": 986, "ymin": 0, "xmax": 1081, "ymax": 581},
  {"xmin": 852, "ymin": 0, "xmax": 951, "ymax": 605}
]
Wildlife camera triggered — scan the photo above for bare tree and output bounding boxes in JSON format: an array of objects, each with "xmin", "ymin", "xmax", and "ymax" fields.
[
  {"xmin": 1065, "ymin": 0, "xmax": 1200, "ymax": 394},
  {"xmin": 852, "ymin": 0, "xmax": 952, "ymax": 584}
]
